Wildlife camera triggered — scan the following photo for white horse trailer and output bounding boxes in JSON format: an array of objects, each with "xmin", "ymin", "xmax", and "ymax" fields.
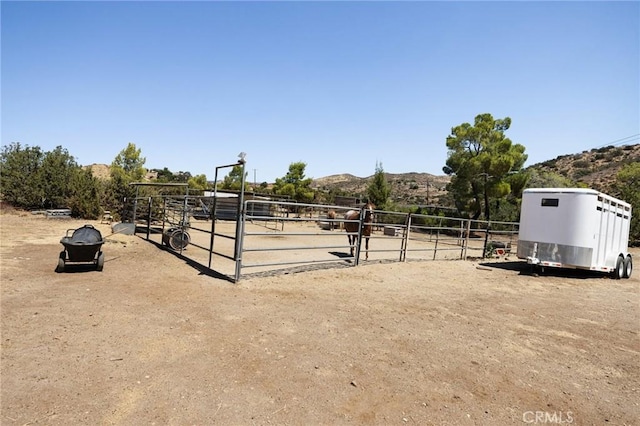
[{"xmin": 517, "ymin": 188, "xmax": 633, "ymax": 279}]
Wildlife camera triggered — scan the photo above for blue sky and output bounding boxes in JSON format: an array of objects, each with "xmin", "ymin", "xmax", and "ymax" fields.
[{"xmin": 2, "ymin": 1, "xmax": 639, "ymax": 183}]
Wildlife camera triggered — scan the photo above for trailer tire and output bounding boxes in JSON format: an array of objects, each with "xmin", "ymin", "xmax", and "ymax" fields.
[
  {"xmin": 613, "ymin": 255, "xmax": 625, "ymax": 279},
  {"xmin": 623, "ymin": 255, "xmax": 632, "ymax": 279}
]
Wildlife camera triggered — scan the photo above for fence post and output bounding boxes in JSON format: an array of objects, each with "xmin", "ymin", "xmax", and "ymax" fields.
[
  {"xmin": 122, "ymin": 197, "xmax": 129, "ymax": 227},
  {"xmin": 400, "ymin": 213, "xmax": 411, "ymax": 262},
  {"xmin": 146, "ymin": 197, "xmax": 152, "ymax": 240},
  {"xmin": 132, "ymin": 197, "xmax": 138, "ymax": 236},
  {"xmin": 162, "ymin": 197, "xmax": 167, "ymax": 240},
  {"xmin": 482, "ymin": 221, "xmax": 491, "ymax": 259},
  {"xmin": 463, "ymin": 219, "xmax": 472, "ymax": 260},
  {"xmin": 434, "ymin": 217, "xmax": 442, "ymax": 261}
]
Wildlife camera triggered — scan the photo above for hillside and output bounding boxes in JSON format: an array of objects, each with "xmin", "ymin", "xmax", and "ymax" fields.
[
  {"xmin": 311, "ymin": 144, "xmax": 639, "ymax": 206},
  {"xmin": 85, "ymin": 163, "xmax": 111, "ymax": 180},
  {"xmin": 86, "ymin": 144, "xmax": 638, "ymax": 205},
  {"xmin": 84, "ymin": 164, "xmax": 158, "ymax": 181},
  {"xmin": 528, "ymin": 144, "xmax": 639, "ymax": 194},
  {"xmin": 311, "ymin": 172, "xmax": 451, "ymax": 206}
]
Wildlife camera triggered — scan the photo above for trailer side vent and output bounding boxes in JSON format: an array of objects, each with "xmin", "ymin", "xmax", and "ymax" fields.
[{"xmin": 541, "ymin": 198, "xmax": 559, "ymax": 207}]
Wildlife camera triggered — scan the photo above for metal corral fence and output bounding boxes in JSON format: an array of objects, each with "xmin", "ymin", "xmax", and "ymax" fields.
[
  {"xmin": 238, "ymin": 199, "xmax": 519, "ymax": 280},
  {"xmin": 124, "ymin": 194, "xmax": 241, "ymax": 282},
  {"xmin": 127, "ymin": 196, "xmax": 519, "ymax": 283}
]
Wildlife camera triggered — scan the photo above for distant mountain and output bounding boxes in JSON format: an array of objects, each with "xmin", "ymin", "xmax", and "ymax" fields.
[
  {"xmin": 86, "ymin": 144, "xmax": 639, "ymax": 205},
  {"xmin": 310, "ymin": 144, "xmax": 639, "ymax": 205},
  {"xmin": 311, "ymin": 172, "xmax": 450, "ymax": 206}
]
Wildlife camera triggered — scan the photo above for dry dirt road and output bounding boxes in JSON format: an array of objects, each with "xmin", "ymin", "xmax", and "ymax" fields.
[{"xmin": 1, "ymin": 208, "xmax": 638, "ymax": 425}]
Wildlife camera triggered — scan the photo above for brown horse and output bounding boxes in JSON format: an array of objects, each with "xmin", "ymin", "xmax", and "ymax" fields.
[
  {"xmin": 327, "ymin": 209, "xmax": 338, "ymax": 229},
  {"xmin": 344, "ymin": 202, "xmax": 375, "ymax": 260}
]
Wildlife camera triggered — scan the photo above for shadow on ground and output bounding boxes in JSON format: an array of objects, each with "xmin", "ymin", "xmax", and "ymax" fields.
[
  {"xmin": 479, "ymin": 260, "xmax": 613, "ymax": 280},
  {"xmin": 144, "ymin": 238, "xmax": 236, "ymax": 283}
]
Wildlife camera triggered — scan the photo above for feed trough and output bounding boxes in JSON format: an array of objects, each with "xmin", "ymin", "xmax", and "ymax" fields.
[{"xmin": 57, "ymin": 225, "xmax": 105, "ymax": 272}]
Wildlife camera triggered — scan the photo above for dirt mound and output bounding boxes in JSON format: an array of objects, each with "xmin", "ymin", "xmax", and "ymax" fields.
[{"xmin": 85, "ymin": 163, "xmax": 111, "ymax": 180}]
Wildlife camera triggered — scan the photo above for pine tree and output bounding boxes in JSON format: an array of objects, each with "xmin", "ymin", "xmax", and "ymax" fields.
[{"xmin": 367, "ymin": 162, "xmax": 391, "ymax": 210}]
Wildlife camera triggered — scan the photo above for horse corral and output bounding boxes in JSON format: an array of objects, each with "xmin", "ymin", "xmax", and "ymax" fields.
[{"xmin": 123, "ymin": 196, "xmax": 519, "ymax": 282}]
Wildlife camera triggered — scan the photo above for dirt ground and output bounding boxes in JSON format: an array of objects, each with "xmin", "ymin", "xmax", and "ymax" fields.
[{"xmin": 1, "ymin": 208, "xmax": 639, "ymax": 425}]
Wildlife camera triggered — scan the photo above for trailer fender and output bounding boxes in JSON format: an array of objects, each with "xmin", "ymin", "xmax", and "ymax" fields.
[
  {"xmin": 612, "ymin": 255, "xmax": 625, "ymax": 279},
  {"xmin": 605, "ymin": 252, "xmax": 623, "ymax": 271}
]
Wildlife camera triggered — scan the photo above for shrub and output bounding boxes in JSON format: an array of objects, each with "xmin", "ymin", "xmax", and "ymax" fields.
[{"xmin": 1, "ymin": 142, "xmax": 103, "ymax": 218}]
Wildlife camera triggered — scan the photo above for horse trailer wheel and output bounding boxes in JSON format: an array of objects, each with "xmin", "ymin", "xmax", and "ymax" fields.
[
  {"xmin": 623, "ymin": 255, "xmax": 633, "ymax": 279},
  {"xmin": 96, "ymin": 252, "xmax": 105, "ymax": 271},
  {"xmin": 613, "ymin": 255, "xmax": 625, "ymax": 279}
]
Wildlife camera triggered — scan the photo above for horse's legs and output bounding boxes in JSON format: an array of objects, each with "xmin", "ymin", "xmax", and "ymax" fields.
[
  {"xmin": 364, "ymin": 237, "xmax": 369, "ymax": 260},
  {"xmin": 348, "ymin": 234, "xmax": 354, "ymax": 256}
]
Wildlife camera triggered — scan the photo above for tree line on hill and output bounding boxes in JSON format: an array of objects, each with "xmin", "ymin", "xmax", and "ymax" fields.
[{"xmin": 1, "ymin": 113, "xmax": 638, "ymax": 244}]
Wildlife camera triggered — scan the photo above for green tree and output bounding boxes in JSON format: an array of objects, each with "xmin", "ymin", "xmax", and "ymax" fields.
[
  {"xmin": 1, "ymin": 142, "xmax": 103, "ymax": 217},
  {"xmin": 0, "ymin": 142, "xmax": 45, "ymax": 208},
  {"xmin": 67, "ymin": 168, "xmax": 103, "ymax": 219},
  {"xmin": 272, "ymin": 162, "xmax": 315, "ymax": 204},
  {"xmin": 367, "ymin": 161, "xmax": 391, "ymax": 209},
  {"xmin": 112, "ymin": 143, "xmax": 146, "ymax": 180},
  {"xmin": 443, "ymin": 113, "xmax": 527, "ymax": 221},
  {"xmin": 174, "ymin": 171, "xmax": 192, "ymax": 183},
  {"xmin": 616, "ymin": 162, "xmax": 640, "ymax": 246},
  {"xmin": 39, "ymin": 146, "xmax": 80, "ymax": 208},
  {"xmin": 106, "ymin": 143, "xmax": 146, "ymax": 215},
  {"xmin": 188, "ymin": 174, "xmax": 209, "ymax": 191},
  {"xmin": 525, "ymin": 168, "xmax": 574, "ymax": 188},
  {"xmin": 155, "ymin": 167, "xmax": 175, "ymax": 182},
  {"xmin": 490, "ymin": 170, "xmax": 530, "ymax": 222},
  {"xmin": 219, "ymin": 165, "xmax": 246, "ymax": 191}
]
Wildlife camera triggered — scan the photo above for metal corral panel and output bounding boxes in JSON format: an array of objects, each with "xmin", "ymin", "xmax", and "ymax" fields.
[
  {"xmin": 215, "ymin": 197, "xmax": 240, "ymax": 220},
  {"xmin": 517, "ymin": 188, "xmax": 632, "ymax": 271},
  {"xmin": 203, "ymin": 193, "xmax": 273, "ymax": 221}
]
